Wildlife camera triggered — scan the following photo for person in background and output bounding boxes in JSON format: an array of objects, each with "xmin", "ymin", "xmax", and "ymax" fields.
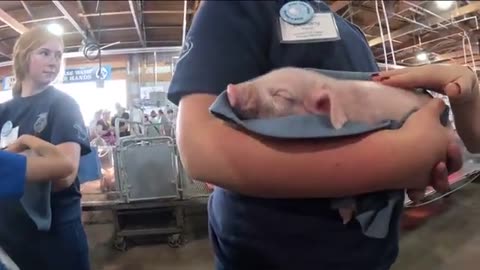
[
  {"xmin": 166, "ymin": 109, "xmax": 175, "ymax": 123},
  {"xmin": 0, "ymin": 26, "xmax": 91, "ymax": 270},
  {"xmin": 96, "ymin": 110, "xmax": 115, "ymax": 145},
  {"xmin": 158, "ymin": 109, "xmax": 168, "ymax": 124},
  {"xmin": 89, "ymin": 109, "xmax": 102, "ymax": 140},
  {"xmin": 130, "ymin": 98, "xmax": 144, "ymax": 135},
  {"xmin": 0, "ymin": 135, "xmax": 74, "ymax": 200},
  {"xmin": 144, "ymin": 110, "xmax": 162, "ymax": 137},
  {"xmin": 149, "ymin": 110, "xmax": 158, "ymax": 123},
  {"xmin": 157, "ymin": 109, "xmax": 170, "ymax": 136},
  {"xmin": 111, "ymin": 103, "xmax": 130, "ymax": 137},
  {"xmin": 168, "ymin": 2, "xmax": 464, "ymax": 270}
]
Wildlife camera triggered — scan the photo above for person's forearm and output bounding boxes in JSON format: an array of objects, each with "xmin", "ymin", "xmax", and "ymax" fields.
[
  {"xmin": 451, "ymin": 93, "xmax": 480, "ymax": 153},
  {"xmin": 18, "ymin": 137, "xmax": 77, "ymax": 187},
  {"xmin": 177, "ymin": 94, "xmax": 430, "ymax": 198},
  {"xmin": 181, "ymin": 120, "xmax": 424, "ymax": 198},
  {"xmin": 26, "ymin": 156, "xmax": 74, "ymax": 183}
]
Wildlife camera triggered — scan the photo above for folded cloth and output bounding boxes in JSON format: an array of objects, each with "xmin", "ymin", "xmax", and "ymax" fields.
[
  {"xmin": 209, "ymin": 68, "xmax": 450, "ymax": 239},
  {"xmin": 20, "ymin": 182, "xmax": 52, "ymax": 231}
]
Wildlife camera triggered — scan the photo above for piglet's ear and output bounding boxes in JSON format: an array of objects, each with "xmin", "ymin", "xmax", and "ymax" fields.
[
  {"xmin": 304, "ymin": 91, "xmax": 332, "ymax": 115},
  {"xmin": 304, "ymin": 90, "xmax": 348, "ymax": 129},
  {"xmin": 226, "ymin": 84, "xmax": 239, "ymax": 107}
]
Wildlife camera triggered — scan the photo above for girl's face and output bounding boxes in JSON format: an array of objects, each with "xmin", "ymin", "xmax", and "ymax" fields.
[{"xmin": 27, "ymin": 40, "xmax": 63, "ymax": 86}]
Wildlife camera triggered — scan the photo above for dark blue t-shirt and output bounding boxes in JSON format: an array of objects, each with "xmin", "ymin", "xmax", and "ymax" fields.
[
  {"xmin": 0, "ymin": 86, "xmax": 90, "ymax": 246},
  {"xmin": 168, "ymin": 1, "xmax": 402, "ymax": 270}
]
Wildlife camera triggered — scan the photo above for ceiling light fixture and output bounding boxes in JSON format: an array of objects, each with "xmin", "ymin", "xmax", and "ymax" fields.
[
  {"xmin": 435, "ymin": 1, "xmax": 454, "ymax": 10},
  {"xmin": 416, "ymin": 52, "xmax": 428, "ymax": 61},
  {"xmin": 47, "ymin": 23, "xmax": 64, "ymax": 36}
]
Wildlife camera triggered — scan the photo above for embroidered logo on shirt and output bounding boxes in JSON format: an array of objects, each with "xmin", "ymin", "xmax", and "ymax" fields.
[
  {"xmin": 1, "ymin": 121, "xmax": 13, "ymax": 137},
  {"xmin": 74, "ymin": 123, "xmax": 88, "ymax": 143},
  {"xmin": 33, "ymin": 113, "xmax": 48, "ymax": 134},
  {"xmin": 176, "ymin": 36, "xmax": 194, "ymax": 65}
]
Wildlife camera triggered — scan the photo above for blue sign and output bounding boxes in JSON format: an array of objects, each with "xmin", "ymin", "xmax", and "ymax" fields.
[
  {"xmin": 1, "ymin": 65, "xmax": 113, "ymax": 90},
  {"xmin": 63, "ymin": 65, "xmax": 112, "ymax": 83},
  {"xmin": 2, "ymin": 76, "xmax": 14, "ymax": 91}
]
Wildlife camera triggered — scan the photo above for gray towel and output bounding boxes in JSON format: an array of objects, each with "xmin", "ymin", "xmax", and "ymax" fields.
[
  {"xmin": 209, "ymin": 68, "xmax": 450, "ymax": 239},
  {"xmin": 21, "ymin": 181, "xmax": 52, "ymax": 231}
]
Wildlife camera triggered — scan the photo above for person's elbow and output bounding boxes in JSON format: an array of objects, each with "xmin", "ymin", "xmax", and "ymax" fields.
[
  {"xmin": 58, "ymin": 157, "xmax": 76, "ymax": 179},
  {"xmin": 176, "ymin": 124, "xmax": 211, "ymax": 181},
  {"xmin": 175, "ymin": 94, "xmax": 225, "ymax": 182},
  {"xmin": 53, "ymin": 143, "xmax": 81, "ymax": 190}
]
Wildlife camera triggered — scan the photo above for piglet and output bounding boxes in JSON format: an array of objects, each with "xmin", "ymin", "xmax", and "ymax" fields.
[
  {"xmin": 227, "ymin": 67, "xmax": 433, "ymax": 128},
  {"xmin": 226, "ymin": 67, "xmax": 437, "ymax": 224}
]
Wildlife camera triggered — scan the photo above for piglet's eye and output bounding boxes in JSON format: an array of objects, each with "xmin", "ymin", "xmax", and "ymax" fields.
[{"xmin": 274, "ymin": 89, "xmax": 295, "ymax": 103}]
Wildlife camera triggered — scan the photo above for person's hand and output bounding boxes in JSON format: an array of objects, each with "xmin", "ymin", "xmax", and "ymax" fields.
[
  {"xmin": 373, "ymin": 64, "xmax": 479, "ymax": 105},
  {"xmin": 5, "ymin": 135, "xmax": 60, "ymax": 158},
  {"xmin": 399, "ymin": 99, "xmax": 462, "ymax": 192},
  {"xmin": 406, "ymin": 131, "xmax": 463, "ymax": 203},
  {"xmin": 5, "ymin": 135, "xmax": 33, "ymax": 153}
]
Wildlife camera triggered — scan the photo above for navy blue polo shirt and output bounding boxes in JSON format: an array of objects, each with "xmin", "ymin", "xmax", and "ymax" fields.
[
  {"xmin": 168, "ymin": 1, "xmax": 402, "ymax": 270},
  {"xmin": 0, "ymin": 86, "xmax": 90, "ymax": 253}
]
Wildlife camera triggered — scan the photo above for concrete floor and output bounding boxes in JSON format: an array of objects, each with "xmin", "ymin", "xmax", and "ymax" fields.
[{"xmin": 86, "ymin": 181, "xmax": 480, "ymax": 270}]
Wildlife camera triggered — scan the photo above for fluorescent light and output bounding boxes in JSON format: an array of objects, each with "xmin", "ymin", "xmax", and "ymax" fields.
[
  {"xmin": 47, "ymin": 23, "xmax": 64, "ymax": 36},
  {"xmin": 416, "ymin": 52, "xmax": 428, "ymax": 61},
  {"xmin": 436, "ymin": 1, "xmax": 454, "ymax": 10}
]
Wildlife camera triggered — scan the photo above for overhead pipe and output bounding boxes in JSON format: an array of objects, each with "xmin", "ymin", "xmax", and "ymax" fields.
[
  {"xmin": 463, "ymin": 33, "xmax": 476, "ymax": 70},
  {"xmin": 375, "ymin": 0, "xmax": 389, "ymax": 69},
  {"xmin": 392, "ymin": 13, "xmax": 435, "ymax": 31},
  {"xmin": 154, "ymin": 51, "xmax": 157, "ymax": 85},
  {"xmin": 407, "ymin": 2, "xmax": 477, "ymax": 70},
  {"xmin": 62, "ymin": 26, "xmax": 183, "ymax": 36},
  {"xmin": 440, "ymin": 16, "xmax": 479, "ymax": 30},
  {"xmin": 377, "ymin": 62, "xmax": 405, "ymax": 70},
  {"xmin": 0, "ymin": 46, "xmax": 183, "ymax": 68},
  {"xmin": 79, "ymin": 10, "xmax": 193, "ymax": 18},
  {"xmin": 404, "ymin": 1, "xmax": 449, "ymax": 29},
  {"xmin": 0, "ymin": 16, "xmax": 65, "ymax": 31},
  {"xmin": 380, "ymin": 0, "xmax": 396, "ymax": 65},
  {"xmin": 340, "ymin": 5, "xmax": 350, "ymax": 18},
  {"xmin": 383, "ymin": 32, "xmax": 464, "ymax": 57},
  {"xmin": 20, "ymin": 1, "xmax": 34, "ymax": 19},
  {"xmin": 182, "ymin": 0, "xmax": 188, "ymax": 46},
  {"xmin": 363, "ymin": 4, "xmax": 426, "ymax": 32}
]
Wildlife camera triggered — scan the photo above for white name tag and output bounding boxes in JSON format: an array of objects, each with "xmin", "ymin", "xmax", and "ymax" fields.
[
  {"xmin": 1, "ymin": 126, "xmax": 19, "ymax": 149},
  {"xmin": 279, "ymin": 13, "xmax": 340, "ymax": 43}
]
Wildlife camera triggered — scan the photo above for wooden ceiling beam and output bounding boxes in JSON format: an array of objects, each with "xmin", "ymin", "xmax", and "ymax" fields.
[
  {"xmin": 52, "ymin": 1, "xmax": 88, "ymax": 40},
  {"xmin": 20, "ymin": 1, "xmax": 34, "ymax": 20},
  {"xmin": 128, "ymin": 0, "xmax": 145, "ymax": 47},
  {"xmin": 0, "ymin": 7, "xmax": 28, "ymax": 34},
  {"xmin": 330, "ymin": 1, "xmax": 350, "ymax": 12}
]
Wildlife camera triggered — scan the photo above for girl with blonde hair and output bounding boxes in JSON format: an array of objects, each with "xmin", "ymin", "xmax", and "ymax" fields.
[{"xmin": 0, "ymin": 26, "xmax": 91, "ymax": 269}]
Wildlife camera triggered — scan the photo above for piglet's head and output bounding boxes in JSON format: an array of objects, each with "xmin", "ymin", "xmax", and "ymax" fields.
[
  {"xmin": 227, "ymin": 81, "xmax": 303, "ymax": 119},
  {"xmin": 227, "ymin": 82, "xmax": 261, "ymax": 119}
]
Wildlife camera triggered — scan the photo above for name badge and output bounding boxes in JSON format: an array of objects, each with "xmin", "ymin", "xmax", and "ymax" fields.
[
  {"xmin": 0, "ymin": 122, "xmax": 19, "ymax": 149},
  {"xmin": 279, "ymin": 13, "xmax": 341, "ymax": 43}
]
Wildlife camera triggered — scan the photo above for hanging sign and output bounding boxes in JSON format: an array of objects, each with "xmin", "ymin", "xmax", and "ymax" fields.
[
  {"xmin": 62, "ymin": 65, "xmax": 112, "ymax": 83},
  {"xmin": 2, "ymin": 76, "xmax": 15, "ymax": 91},
  {"xmin": 1, "ymin": 65, "xmax": 113, "ymax": 90}
]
